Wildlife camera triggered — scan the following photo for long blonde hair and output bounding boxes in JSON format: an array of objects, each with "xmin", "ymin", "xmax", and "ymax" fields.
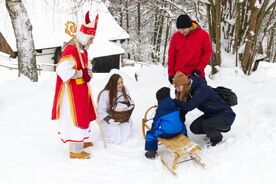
[{"xmin": 175, "ymin": 82, "xmax": 191, "ymax": 101}]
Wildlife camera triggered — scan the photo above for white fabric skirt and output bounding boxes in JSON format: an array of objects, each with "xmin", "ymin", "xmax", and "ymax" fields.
[
  {"xmin": 100, "ymin": 119, "xmax": 132, "ymax": 144},
  {"xmin": 58, "ymin": 84, "xmax": 91, "ymax": 143}
]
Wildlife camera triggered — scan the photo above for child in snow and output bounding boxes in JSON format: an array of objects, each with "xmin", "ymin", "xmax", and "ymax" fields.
[
  {"xmin": 144, "ymin": 87, "xmax": 187, "ymax": 159},
  {"xmin": 97, "ymin": 74, "xmax": 134, "ymax": 144}
]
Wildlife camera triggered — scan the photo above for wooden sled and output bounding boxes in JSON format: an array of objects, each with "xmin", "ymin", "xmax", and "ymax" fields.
[{"xmin": 142, "ymin": 105, "xmax": 206, "ymax": 176}]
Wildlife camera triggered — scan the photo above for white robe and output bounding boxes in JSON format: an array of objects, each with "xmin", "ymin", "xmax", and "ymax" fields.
[
  {"xmin": 56, "ymin": 61, "xmax": 90, "ymax": 143},
  {"xmin": 97, "ymin": 90, "xmax": 133, "ymax": 144}
]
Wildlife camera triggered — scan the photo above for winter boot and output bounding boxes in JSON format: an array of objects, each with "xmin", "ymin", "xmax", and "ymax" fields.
[
  {"xmin": 70, "ymin": 151, "xmax": 91, "ymax": 159},
  {"xmin": 210, "ymin": 138, "xmax": 222, "ymax": 146},
  {"xmin": 145, "ymin": 151, "xmax": 156, "ymax": 159},
  {"xmin": 83, "ymin": 142, "xmax": 93, "ymax": 148}
]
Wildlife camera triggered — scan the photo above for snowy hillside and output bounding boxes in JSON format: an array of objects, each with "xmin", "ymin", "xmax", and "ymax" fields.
[{"xmin": 0, "ymin": 63, "xmax": 276, "ymax": 184}]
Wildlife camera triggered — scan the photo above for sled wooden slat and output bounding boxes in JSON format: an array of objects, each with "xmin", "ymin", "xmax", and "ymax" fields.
[
  {"xmin": 160, "ymin": 157, "xmax": 177, "ymax": 176},
  {"xmin": 158, "ymin": 134, "xmax": 205, "ymax": 171}
]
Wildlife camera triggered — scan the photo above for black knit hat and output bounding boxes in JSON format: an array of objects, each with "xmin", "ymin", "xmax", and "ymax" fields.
[
  {"xmin": 156, "ymin": 87, "xmax": 170, "ymax": 100},
  {"xmin": 176, "ymin": 14, "xmax": 192, "ymax": 29}
]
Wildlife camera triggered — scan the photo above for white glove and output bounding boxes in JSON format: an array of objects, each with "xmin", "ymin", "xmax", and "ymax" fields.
[
  {"xmin": 72, "ymin": 69, "xmax": 83, "ymax": 79},
  {"xmin": 109, "ymin": 119, "xmax": 120, "ymax": 125},
  {"xmin": 103, "ymin": 116, "xmax": 120, "ymax": 125},
  {"xmin": 88, "ymin": 70, "xmax": 93, "ymax": 79}
]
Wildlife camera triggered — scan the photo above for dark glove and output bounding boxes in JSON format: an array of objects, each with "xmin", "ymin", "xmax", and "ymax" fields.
[
  {"xmin": 179, "ymin": 109, "xmax": 187, "ymax": 122},
  {"xmin": 192, "ymin": 69, "xmax": 201, "ymax": 77},
  {"xmin": 174, "ymin": 99, "xmax": 183, "ymax": 108},
  {"xmin": 168, "ymin": 75, "xmax": 174, "ymax": 84},
  {"xmin": 82, "ymin": 68, "xmax": 91, "ymax": 83}
]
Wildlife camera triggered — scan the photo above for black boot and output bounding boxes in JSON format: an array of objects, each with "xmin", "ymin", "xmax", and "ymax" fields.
[
  {"xmin": 145, "ymin": 151, "xmax": 156, "ymax": 159},
  {"xmin": 210, "ymin": 138, "xmax": 222, "ymax": 146}
]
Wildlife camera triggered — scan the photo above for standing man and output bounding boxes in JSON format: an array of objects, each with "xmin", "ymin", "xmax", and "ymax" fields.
[
  {"xmin": 51, "ymin": 11, "xmax": 98, "ymax": 159},
  {"xmin": 168, "ymin": 14, "xmax": 212, "ymax": 84}
]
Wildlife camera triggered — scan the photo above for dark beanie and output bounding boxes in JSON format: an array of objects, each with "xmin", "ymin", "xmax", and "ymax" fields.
[
  {"xmin": 176, "ymin": 14, "xmax": 192, "ymax": 29},
  {"xmin": 156, "ymin": 87, "xmax": 170, "ymax": 100}
]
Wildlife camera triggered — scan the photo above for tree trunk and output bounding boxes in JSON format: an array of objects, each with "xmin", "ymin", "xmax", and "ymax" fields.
[
  {"xmin": 137, "ymin": 0, "xmax": 141, "ymax": 39},
  {"xmin": 266, "ymin": 22, "xmax": 275, "ymax": 60},
  {"xmin": 241, "ymin": 0, "xmax": 273, "ymax": 74},
  {"xmin": 241, "ymin": 0, "xmax": 258, "ymax": 74},
  {"xmin": 151, "ymin": 6, "xmax": 159, "ymax": 63},
  {"xmin": 155, "ymin": 0, "xmax": 165, "ymax": 63},
  {"xmin": 207, "ymin": 3, "xmax": 214, "ymax": 42},
  {"xmin": 214, "ymin": 0, "xmax": 221, "ymax": 68},
  {"xmin": 120, "ymin": 0, "xmax": 123, "ymax": 27},
  {"xmin": 163, "ymin": 18, "xmax": 171, "ymax": 66},
  {"xmin": 6, "ymin": 0, "xmax": 38, "ymax": 82},
  {"xmin": 234, "ymin": 1, "xmax": 241, "ymax": 66},
  {"xmin": 125, "ymin": 0, "xmax": 129, "ymax": 34},
  {"xmin": 235, "ymin": 0, "xmax": 250, "ymax": 63},
  {"xmin": 136, "ymin": 0, "xmax": 142, "ymax": 62},
  {"xmin": 125, "ymin": 0, "xmax": 130, "ymax": 59},
  {"xmin": 208, "ymin": 0, "xmax": 221, "ymax": 74}
]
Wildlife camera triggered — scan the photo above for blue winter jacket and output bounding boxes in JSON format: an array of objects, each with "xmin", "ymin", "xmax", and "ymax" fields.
[
  {"xmin": 175, "ymin": 76, "xmax": 236, "ymax": 126},
  {"xmin": 152, "ymin": 97, "xmax": 187, "ymax": 135}
]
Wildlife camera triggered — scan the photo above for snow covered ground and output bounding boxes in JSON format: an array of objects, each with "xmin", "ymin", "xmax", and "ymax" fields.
[{"xmin": 0, "ymin": 62, "xmax": 276, "ymax": 184}]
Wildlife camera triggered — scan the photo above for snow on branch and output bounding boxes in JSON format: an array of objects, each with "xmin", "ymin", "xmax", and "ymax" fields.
[
  {"xmin": 164, "ymin": 0, "xmax": 187, "ymax": 14},
  {"xmin": 225, "ymin": 18, "xmax": 236, "ymax": 26},
  {"xmin": 255, "ymin": 0, "xmax": 262, "ymax": 9},
  {"xmin": 194, "ymin": 0, "xmax": 211, "ymax": 4}
]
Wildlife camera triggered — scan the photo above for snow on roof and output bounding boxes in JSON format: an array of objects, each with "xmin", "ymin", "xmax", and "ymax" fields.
[
  {"xmin": 0, "ymin": 0, "xmax": 70, "ymax": 51},
  {"xmin": 89, "ymin": 1, "xmax": 130, "ymax": 41},
  {"xmin": 0, "ymin": 0, "xmax": 128, "ymax": 56},
  {"xmin": 89, "ymin": 38, "xmax": 124, "ymax": 59}
]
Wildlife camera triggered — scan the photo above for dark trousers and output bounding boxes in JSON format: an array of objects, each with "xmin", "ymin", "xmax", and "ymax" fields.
[{"xmin": 190, "ymin": 115, "xmax": 230, "ymax": 142}]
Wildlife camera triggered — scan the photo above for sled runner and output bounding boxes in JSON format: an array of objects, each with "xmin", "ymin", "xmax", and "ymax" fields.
[{"xmin": 142, "ymin": 105, "xmax": 206, "ymax": 176}]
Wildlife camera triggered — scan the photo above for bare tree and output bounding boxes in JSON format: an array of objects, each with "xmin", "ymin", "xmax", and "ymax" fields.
[
  {"xmin": 151, "ymin": 0, "xmax": 166, "ymax": 63},
  {"xmin": 241, "ymin": 0, "xmax": 275, "ymax": 74},
  {"xmin": 206, "ymin": 0, "xmax": 276, "ymax": 74},
  {"xmin": 137, "ymin": 0, "xmax": 141, "ymax": 38},
  {"xmin": 207, "ymin": 0, "xmax": 221, "ymax": 74},
  {"xmin": 6, "ymin": 0, "xmax": 38, "ymax": 82}
]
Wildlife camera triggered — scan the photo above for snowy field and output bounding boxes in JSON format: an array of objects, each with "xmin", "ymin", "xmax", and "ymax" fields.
[{"xmin": 0, "ymin": 61, "xmax": 276, "ymax": 184}]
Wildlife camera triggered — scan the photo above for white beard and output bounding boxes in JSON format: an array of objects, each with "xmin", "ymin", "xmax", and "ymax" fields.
[{"xmin": 76, "ymin": 31, "xmax": 92, "ymax": 48}]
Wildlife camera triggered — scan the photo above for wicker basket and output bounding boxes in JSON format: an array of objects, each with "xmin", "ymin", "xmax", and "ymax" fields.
[
  {"xmin": 110, "ymin": 104, "xmax": 135, "ymax": 123},
  {"xmin": 110, "ymin": 95, "xmax": 135, "ymax": 123}
]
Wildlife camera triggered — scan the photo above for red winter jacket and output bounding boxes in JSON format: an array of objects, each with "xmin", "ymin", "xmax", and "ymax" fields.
[{"xmin": 168, "ymin": 21, "xmax": 212, "ymax": 78}]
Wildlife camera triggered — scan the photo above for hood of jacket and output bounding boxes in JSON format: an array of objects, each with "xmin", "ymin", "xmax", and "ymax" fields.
[{"xmin": 154, "ymin": 97, "xmax": 178, "ymax": 121}]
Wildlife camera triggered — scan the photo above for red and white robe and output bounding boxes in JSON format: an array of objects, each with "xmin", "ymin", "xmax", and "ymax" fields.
[{"xmin": 51, "ymin": 43, "xmax": 96, "ymax": 143}]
